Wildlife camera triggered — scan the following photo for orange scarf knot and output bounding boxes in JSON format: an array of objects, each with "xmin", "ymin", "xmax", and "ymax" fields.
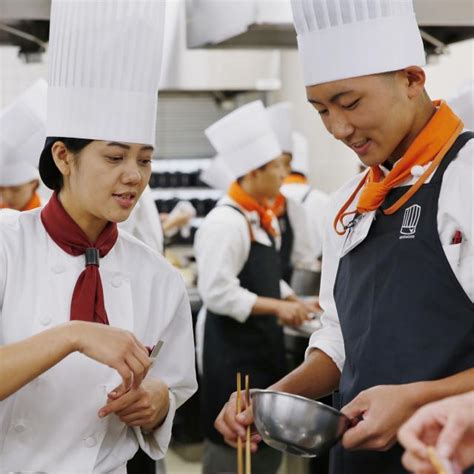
[
  {"xmin": 228, "ymin": 181, "xmax": 277, "ymax": 236},
  {"xmin": 334, "ymin": 100, "xmax": 464, "ymax": 235},
  {"xmin": 357, "ymin": 181, "xmax": 392, "ymax": 214}
]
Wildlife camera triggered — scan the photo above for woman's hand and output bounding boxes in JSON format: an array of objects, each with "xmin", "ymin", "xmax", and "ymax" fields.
[
  {"xmin": 98, "ymin": 378, "xmax": 170, "ymax": 432},
  {"xmin": 398, "ymin": 391, "xmax": 474, "ymax": 473},
  {"xmin": 70, "ymin": 321, "xmax": 151, "ymax": 394}
]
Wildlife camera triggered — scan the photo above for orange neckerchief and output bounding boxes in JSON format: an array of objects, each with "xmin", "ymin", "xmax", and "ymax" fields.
[
  {"xmin": 0, "ymin": 192, "xmax": 41, "ymax": 211},
  {"xmin": 334, "ymin": 100, "xmax": 464, "ymax": 235},
  {"xmin": 21, "ymin": 192, "xmax": 42, "ymax": 211},
  {"xmin": 228, "ymin": 181, "xmax": 277, "ymax": 236},
  {"xmin": 270, "ymin": 193, "xmax": 286, "ymax": 218},
  {"xmin": 284, "ymin": 173, "xmax": 308, "ymax": 185}
]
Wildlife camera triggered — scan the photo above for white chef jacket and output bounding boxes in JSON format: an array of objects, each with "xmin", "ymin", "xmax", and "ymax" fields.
[
  {"xmin": 0, "ymin": 208, "xmax": 197, "ymax": 473},
  {"xmin": 119, "ymin": 185, "xmax": 164, "ymax": 255},
  {"xmin": 307, "ymin": 138, "xmax": 474, "ymax": 372},
  {"xmin": 281, "ymin": 183, "xmax": 329, "ymax": 258},
  {"xmin": 284, "ymin": 195, "xmax": 320, "ymax": 270}
]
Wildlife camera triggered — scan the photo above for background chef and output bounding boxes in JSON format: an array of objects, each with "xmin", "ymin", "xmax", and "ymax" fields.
[
  {"xmin": 195, "ymin": 100, "xmax": 316, "ymax": 474},
  {"xmin": 0, "ymin": 79, "xmax": 47, "ymax": 211}
]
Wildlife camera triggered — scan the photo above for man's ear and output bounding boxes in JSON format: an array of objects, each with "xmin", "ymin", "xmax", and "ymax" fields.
[{"xmin": 401, "ymin": 66, "xmax": 426, "ymax": 100}]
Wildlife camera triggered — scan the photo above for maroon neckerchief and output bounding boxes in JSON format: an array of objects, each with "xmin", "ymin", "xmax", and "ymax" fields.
[{"xmin": 41, "ymin": 192, "xmax": 118, "ymax": 324}]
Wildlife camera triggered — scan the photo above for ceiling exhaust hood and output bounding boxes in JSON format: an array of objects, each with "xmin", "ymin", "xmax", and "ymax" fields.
[{"xmin": 186, "ymin": 0, "xmax": 474, "ymax": 55}]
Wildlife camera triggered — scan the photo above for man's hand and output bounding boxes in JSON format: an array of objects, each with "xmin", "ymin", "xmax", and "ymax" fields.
[
  {"xmin": 341, "ymin": 384, "xmax": 421, "ymax": 451},
  {"xmin": 275, "ymin": 300, "xmax": 312, "ymax": 327},
  {"xmin": 214, "ymin": 391, "xmax": 262, "ymax": 453},
  {"xmin": 398, "ymin": 391, "xmax": 474, "ymax": 473},
  {"xmin": 98, "ymin": 378, "xmax": 170, "ymax": 432}
]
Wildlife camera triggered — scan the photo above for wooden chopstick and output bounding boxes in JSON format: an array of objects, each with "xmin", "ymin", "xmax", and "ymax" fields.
[
  {"xmin": 236, "ymin": 372, "xmax": 243, "ymax": 474},
  {"xmin": 245, "ymin": 374, "xmax": 251, "ymax": 474},
  {"xmin": 427, "ymin": 447, "xmax": 450, "ymax": 474}
]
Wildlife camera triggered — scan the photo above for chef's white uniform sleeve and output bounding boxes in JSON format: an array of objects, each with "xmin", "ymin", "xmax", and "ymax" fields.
[
  {"xmin": 305, "ymin": 190, "xmax": 330, "ymax": 258},
  {"xmin": 280, "ymin": 279, "xmax": 295, "ymax": 299},
  {"xmin": 286, "ymin": 197, "xmax": 318, "ymax": 269},
  {"xmin": 194, "ymin": 218, "xmax": 258, "ymax": 323},
  {"xmin": 305, "ymin": 206, "xmax": 346, "ymax": 372},
  {"xmin": 134, "ymin": 276, "xmax": 197, "ymax": 459}
]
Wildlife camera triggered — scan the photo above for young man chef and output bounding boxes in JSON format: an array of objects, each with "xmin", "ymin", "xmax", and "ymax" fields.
[
  {"xmin": 281, "ymin": 131, "xmax": 329, "ymax": 260},
  {"xmin": 0, "ymin": 79, "xmax": 48, "ymax": 210},
  {"xmin": 266, "ymin": 102, "xmax": 319, "ymax": 283},
  {"xmin": 0, "ymin": 1, "xmax": 197, "ymax": 472},
  {"xmin": 214, "ymin": 1, "xmax": 474, "ymax": 473},
  {"xmin": 194, "ymin": 100, "xmax": 315, "ymax": 473}
]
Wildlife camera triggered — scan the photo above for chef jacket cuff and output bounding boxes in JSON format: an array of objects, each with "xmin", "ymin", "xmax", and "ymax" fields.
[
  {"xmin": 233, "ymin": 292, "xmax": 259, "ymax": 323},
  {"xmin": 305, "ymin": 336, "xmax": 345, "ymax": 373},
  {"xmin": 133, "ymin": 390, "xmax": 177, "ymax": 460},
  {"xmin": 280, "ymin": 279, "xmax": 295, "ymax": 299}
]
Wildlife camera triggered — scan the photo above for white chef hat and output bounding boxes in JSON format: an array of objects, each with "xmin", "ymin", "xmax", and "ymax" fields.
[
  {"xmin": 291, "ymin": 0, "xmax": 426, "ymax": 86},
  {"xmin": 0, "ymin": 79, "xmax": 47, "ymax": 186},
  {"xmin": 205, "ymin": 101, "xmax": 282, "ymax": 179},
  {"xmin": 266, "ymin": 102, "xmax": 294, "ymax": 154},
  {"xmin": 40, "ymin": 0, "xmax": 166, "ymax": 189},
  {"xmin": 448, "ymin": 81, "xmax": 474, "ymax": 131},
  {"xmin": 291, "ymin": 131, "xmax": 309, "ymax": 175},
  {"xmin": 200, "ymin": 156, "xmax": 235, "ymax": 190}
]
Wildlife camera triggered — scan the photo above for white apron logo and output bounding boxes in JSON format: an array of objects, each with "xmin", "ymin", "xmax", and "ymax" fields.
[{"xmin": 400, "ymin": 204, "xmax": 421, "ymax": 239}]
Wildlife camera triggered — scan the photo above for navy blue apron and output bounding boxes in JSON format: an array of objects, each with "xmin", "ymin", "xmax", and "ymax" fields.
[
  {"xmin": 278, "ymin": 203, "xmax": 295, "ymax": 284},
  {"xmin": 201, "ymin": 205, "xmax": 287, "ymax": 445},
  {"xmin": 331, "ymin": 132, "xmax": 474, "ymax": 474}
]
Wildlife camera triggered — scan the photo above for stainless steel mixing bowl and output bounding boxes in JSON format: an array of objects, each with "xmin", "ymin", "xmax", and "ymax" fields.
[{"xmin": 252, "ymin": 389, "xmax": 350, "ymax": 458}]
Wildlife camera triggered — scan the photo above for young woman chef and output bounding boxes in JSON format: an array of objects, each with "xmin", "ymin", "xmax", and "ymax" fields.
[
  {"xmin": 214, "ymin": 1, "xmax": 474, "ymax": 472},
  {"xmin": 0, "ymin": 79, "xmax": 47, "ymax": 211},
  {"xmin": 194, "ymin": 100, "xmax": 315, "ymax": 474},
  {"xmin": 0, "ymin": 1, "xmax": 197, "ymax": 472},
  {"xmin": 265, "ymin": 102, "xmax": 318, "ymax": 283},
  {"xmin": 280, "ymin": 131, "xmax": 329, "ymax": 260}
]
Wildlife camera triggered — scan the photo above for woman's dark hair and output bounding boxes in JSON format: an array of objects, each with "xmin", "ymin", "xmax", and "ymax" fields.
[{"xmin": 40, "ymin": 137, "xmax": 93, "ymax": 191}]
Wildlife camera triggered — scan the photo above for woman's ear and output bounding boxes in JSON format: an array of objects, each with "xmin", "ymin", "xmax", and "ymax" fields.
[{"xmin": 51, "ymin": 141, "xmax": 73, "ymax": 179}]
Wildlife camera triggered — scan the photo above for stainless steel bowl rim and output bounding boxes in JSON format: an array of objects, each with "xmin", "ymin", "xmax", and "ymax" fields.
[{"xmin": 251, "ymin": 389, "xmax": 349, "ymax": 421}]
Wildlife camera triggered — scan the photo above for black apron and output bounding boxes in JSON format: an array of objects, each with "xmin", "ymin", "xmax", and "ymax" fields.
[
  {"xmin": 201, "ymin": 205, "xmax": 287, "ymax": 445},
  {"xmin": 278, "ymin": 206, "xmax": 295, "ymax": 284},
  {"xmin": 331, "ymin": 132, "xmax": 474, "ymax": 474}
]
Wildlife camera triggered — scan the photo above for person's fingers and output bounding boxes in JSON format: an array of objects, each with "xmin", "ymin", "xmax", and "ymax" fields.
[
  {"xmin": 125, "ymin": 417, "xmax": 153, "ymax": 427},
  {"xmin": 224, "ymin": 438, "xmax": 259, "ymax": 453},
  {"xmin": 401, "ymin": 450, "xmax": 436, "ymax": 473},
  {"xmin": 398, "ymin": 418, "xmax": 431, "ymax": 458},
  {"xmin": 222, "ymin": 404, "xmax": 248, "ymax": 438},
  {"xmin": 120, "ymin": 410, "xmax": 154, "ymax": 424},
  {"xmin": 114, "ymin": 363, "xmax": 133, "ymax": 393},
  {"xmin": 98, "ymin": 389, "xmax": 140, "ymax": 417},
  {"xmin": 131, "ymin": 334, "xmax": 150, "ymax": 357},
  {"xmin": 117, "ymin": 399, "xmax": 150, "ymax": 417},
  {"xmin": 436, "ymin": 414, "xmax": 468, "ymax": 458},
  {"xmin": 125, "ymin": 353, "xmax": 148, "ymax": 389},
  {"xmin": 341, "ymin": 421, "xmax": 372, "ymax": 450},
  {"xmin": 107, "ymin": 383, "xmax": 127, "ymax": 400}
]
